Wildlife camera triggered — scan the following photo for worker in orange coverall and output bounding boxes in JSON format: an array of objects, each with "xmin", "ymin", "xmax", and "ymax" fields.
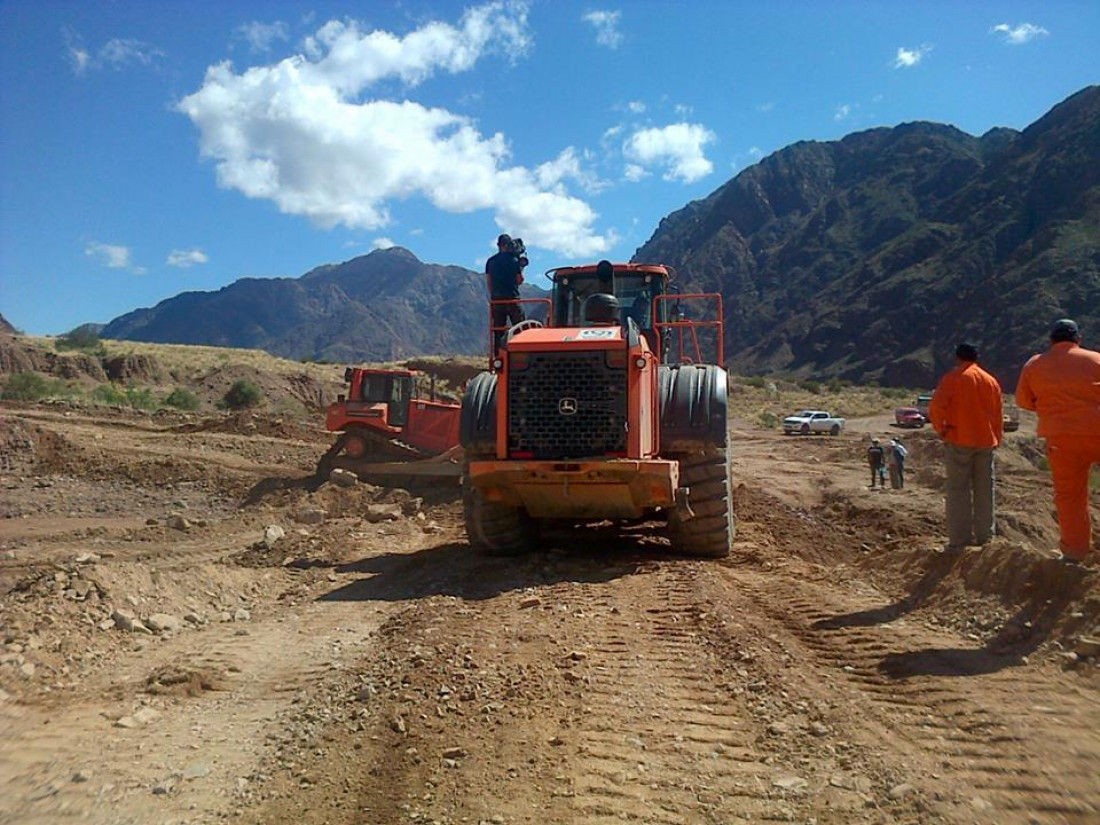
[
  {"xmin": 928, "ymin": 343, "xmax": 1004, "ymax": 554},
  {"xmin": 1015, "ymin": 319, "xmax": 1100, "ymax": 568}
]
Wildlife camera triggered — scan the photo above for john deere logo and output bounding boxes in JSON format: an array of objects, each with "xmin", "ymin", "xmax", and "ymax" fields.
[{"xmin": 558, "ymin": 397, "xmax": 578, "ymax": 416}]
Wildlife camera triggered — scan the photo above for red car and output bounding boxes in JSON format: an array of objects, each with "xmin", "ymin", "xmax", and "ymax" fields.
[{"xmin": 894, "ymin": 406, "xmax": 925, "ymax": 428}]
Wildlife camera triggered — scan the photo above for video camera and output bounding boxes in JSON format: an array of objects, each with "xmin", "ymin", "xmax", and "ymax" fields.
[{"xmin": 509, "ymin": 237, "xmax": 529, "ymax": 269}]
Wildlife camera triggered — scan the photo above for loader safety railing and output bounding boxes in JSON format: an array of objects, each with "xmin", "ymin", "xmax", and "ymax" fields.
[
  {"xmin": 488, "ymin": 298, "xmax": 553, "ymax": 357},
  {"xmin": 653, "ymin": 293, "xmax": 724, "ymax": 366}
]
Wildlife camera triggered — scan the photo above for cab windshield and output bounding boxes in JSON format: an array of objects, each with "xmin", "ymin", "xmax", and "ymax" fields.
[{"xmin": 552, "ymin": 272, "xmax": 665, "ymax": 330}]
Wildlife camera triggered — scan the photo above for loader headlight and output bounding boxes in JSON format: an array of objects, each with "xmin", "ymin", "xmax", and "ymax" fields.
[
  {"xmin": 635, "ymin": 357, "xmax": 647, "ymax": 369},
  {"xmin": 492, "ymin": 358, "xmax": 503, "ymax": 370}
]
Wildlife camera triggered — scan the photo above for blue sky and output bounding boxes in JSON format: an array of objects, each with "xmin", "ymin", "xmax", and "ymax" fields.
[{"xmin": 1, "ymin": 1, "xmax": 1097, "ymax": 335}]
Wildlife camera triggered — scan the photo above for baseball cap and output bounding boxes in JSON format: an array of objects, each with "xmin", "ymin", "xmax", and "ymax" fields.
[{"xmin": 1050, "ymin": 318, "xmax": 1080, "ymax": 342}]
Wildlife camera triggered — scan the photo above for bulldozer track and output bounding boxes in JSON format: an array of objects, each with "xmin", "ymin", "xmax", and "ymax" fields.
[
  {"xmin": 560, "ymin": 566, "xmax": 779, "ymax": 824},
  {"xmin": 723, "ymin": 568, "xmax": 1100, "ymax": 823}
]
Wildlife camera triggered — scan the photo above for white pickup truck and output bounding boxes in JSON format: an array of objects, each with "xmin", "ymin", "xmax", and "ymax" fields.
[{"xmin": 782, "ymin": 410, "xmax": 845, "ymax": 436}]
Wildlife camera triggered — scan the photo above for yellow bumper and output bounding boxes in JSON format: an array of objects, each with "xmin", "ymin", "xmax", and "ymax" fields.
[{"xmin": 467, "ymin": 459, "xmax": 679, "ymax": 519}]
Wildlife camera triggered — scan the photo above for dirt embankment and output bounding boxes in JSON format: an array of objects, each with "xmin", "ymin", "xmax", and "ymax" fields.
[{"xmin": 0, "ymin": 402, "xmax": 1097, "ymax": 825}]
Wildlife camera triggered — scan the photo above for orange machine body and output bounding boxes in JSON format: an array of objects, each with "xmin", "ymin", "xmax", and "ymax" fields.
[
  {"xmin": 326, "ymin": 368, "xmax": 460, "ymax": 456},
  {"xmin": 470, "ymin": 323, "xmax": 673, "ymax": 519}
]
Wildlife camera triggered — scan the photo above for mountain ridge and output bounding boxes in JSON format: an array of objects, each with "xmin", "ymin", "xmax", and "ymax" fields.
[
  {"xmin": 96, "ymin": 85, "xmax": 1100, "ymax": 387},
  {"xmin": 633, "ymin": 84, "xmax": 1100, "ymax": 387}
]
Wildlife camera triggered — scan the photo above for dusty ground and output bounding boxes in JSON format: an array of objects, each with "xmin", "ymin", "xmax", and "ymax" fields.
[{"xmin": 1, "ymin": 400, "xmax": 1098, "ymax": 825}]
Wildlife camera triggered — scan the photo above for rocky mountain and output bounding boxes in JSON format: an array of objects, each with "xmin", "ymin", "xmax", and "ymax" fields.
[
  {"xmin": 0, "ymin": 313, "xmax": 17, "ymax": 335},
  {"xmin": 98, "ymin": 86, "xmax": 1098, "ymax": 386},
  {"xmin": 633, "ymin": 85, "xmax": 1100, "ymax": 388},
  {"xmin": 102, "ymin": 248, "xmax": 493, "ymax": 363}
]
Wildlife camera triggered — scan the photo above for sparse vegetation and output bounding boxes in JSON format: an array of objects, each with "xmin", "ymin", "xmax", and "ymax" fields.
[
  {"xmin": 164, "ymin": 388, "xmax": 200, "ymax": 411},
  {"xmin": 2, "ymin": 372, "xmax": 51, "ymax": 401},
  {"xmin": 90, "ymin": 384, "xmax": 127, "ymax": 406},
  {"xmin": 90, "ymin": 384, "xmax": 158, "ymax": 410},
  {"xmin": 757, "ymin": 411, "xmax": 780, "ymax": 430},
  {"xmin": 1, "ymin": 373, "xmax": 81, "ymax": 403},
  {"xmin": 221, "ymin": 379, "xmax": 264, "ymax": 410},
  {"xmin": 55, "ymin": 327, "xmax": 107, "ymax": 356}
]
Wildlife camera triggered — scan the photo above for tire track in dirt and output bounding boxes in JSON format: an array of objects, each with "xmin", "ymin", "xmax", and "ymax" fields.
[
  {"xmin": 721, "ymin": 564, "xmax": 1100, "ymax": 823},
  {"xmin": 562, "ymin": 566, "xmax": 778, "ymax": 825}
]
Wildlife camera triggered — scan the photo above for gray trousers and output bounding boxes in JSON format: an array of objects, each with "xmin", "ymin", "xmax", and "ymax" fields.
[{"xmin": 944, "ymin": 443, "xmax": 995, "ymax": 547}]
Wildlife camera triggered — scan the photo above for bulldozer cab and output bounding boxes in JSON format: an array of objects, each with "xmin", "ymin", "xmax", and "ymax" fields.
[
  {"xmin": 549, "ymin": 263, "xmax": 668, "ymax": 331},
  {"xmin": 546, "ymin": 263, "xmax": 722, "ymax": 365},
  {"xmin": 350, "ymin": 369, "xmax": 415, "ymax": 428}
]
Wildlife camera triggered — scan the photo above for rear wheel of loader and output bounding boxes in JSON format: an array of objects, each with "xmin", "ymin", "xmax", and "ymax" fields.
[
  {"xmin": 462, "ymin": 479, "xmax": 535, "ymax": 555},
  {"xmin": 668, "ymin": 446, "xmax": 733, "ymax": 558}
]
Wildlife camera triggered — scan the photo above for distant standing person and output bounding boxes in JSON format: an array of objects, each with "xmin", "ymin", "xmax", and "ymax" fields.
[
  {"xmin": 867, "ymin": 439, "xmax": 887, "ymax": 488},
  {"xmin": 928, "ymin": 343, "xmax": 1004, "ymax": 553},
  {"xmin": 485, "ymin": 234, "xmax": 525, "ymax": 350},
  {"xmin": 888, "ymin": 438, "xmax": 908, "ymax": 489},
  {"xmin": 1015, "ymin": 319, "xmax": 1100, "ymax": 567}
]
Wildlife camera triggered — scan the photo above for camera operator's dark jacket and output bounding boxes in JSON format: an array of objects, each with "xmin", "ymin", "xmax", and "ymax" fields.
[{"xmin": 485, "ymin": 251, "xmax": 522, "ymax": 299}]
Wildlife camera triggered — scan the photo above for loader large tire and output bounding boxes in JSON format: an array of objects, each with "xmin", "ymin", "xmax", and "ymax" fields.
[
  {"xmin": 668, "ymin": 446, "xmax": 733, "ymax": 558},
  {"xmin": 462, "ymin": 480, "xmax": 534, "ymax": 556}
]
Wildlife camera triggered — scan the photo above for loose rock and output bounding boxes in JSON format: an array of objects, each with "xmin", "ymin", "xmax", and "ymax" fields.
[
  {"xmin": 166, "ymin": 514, "xmax": 191, "ymax": 531},
  {"xmin": 262, "ymin": 525, "xmax": 285, "ymax": 547},
  {"xmin": 329, "ymin": 468, "xmax": 358, "ymax": 488},
  {"xmin": 146, "ymin": 613, "xmax": 184, "ymax": 634}
]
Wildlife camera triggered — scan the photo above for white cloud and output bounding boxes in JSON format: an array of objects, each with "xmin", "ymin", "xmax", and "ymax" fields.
[
  {"xmin": 236, "ymin": 21, "xmax": 290, "ymax": 53},
  {"xmin": 757, "ymin": 101, "xmax": 775, "ymax": 113},
  {"xmin": 991, "ymin": 22, "xmax": 1049, "ymax": 45},
  {"xmin": 100, "ymin": 39, "xmax": 163, "ymax": 68},
  {"xmin": 534, "ymin": 147, "xmax": 607, "ymax": 194},
  {"xmin": 178, "ymin": 3, "xmax": 612, "ymax": 258},
  {"xmin": 166, "ymin": 248, "xmax": 209, "ymax": 268},
  {"xmin": 627, "ymin": 100, "xmax": 646, "ymax": 114},
  {"xmin": 65, "ymin": 29, "xmax": 164, "ymax": 75},
  {"xmin": 371, "ymin": 237, "xmax": 395, "ymax": 250},
  {"xmin": 68, "ymin": 46, "xmax": 90, "ymax": 75},
  {"xmin": 622, "ymin": 123, "xmax": 715, "ymax": 184},
  {"xmin": 623, "ymin": 163, "xmax": 648, "ymax": 182},
  {"xmin": 86, "ymin": 242, "xmax": 145, "ymax": 274},
  {"xmin": 582, "ymin": 10, "xmax": 623, "ymax": 49},
  {"xmin": 834, "ymin": 104, "xmax": 852, "ymax": 121},
  {"xmin": 892, "ymin": 44, "xmax": 932, "ymax": 69}
]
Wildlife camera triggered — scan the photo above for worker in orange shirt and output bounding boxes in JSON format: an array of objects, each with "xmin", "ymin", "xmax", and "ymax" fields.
[
  {"xmin": 1015, "ymin": 319, "xmax": 1100, "ymax": 567},
  {"xmin": 928, "ymin": 343, "xmax": 1004, "ymax": 553}
]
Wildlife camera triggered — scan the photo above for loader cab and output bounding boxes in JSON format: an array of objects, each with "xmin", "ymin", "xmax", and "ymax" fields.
[
  {"xmin": 548, "ymin": 263, "xmax": 671, "ymax": 349},
  {"xmin": 347, "ymin": 368, "xmax": 415, "ymax": 428}
]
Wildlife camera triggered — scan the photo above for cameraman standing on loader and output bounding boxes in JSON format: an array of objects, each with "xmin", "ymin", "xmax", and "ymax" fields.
[{"xmin": 486, "ymin": 233, "xmax": 526, "ymax": 351}]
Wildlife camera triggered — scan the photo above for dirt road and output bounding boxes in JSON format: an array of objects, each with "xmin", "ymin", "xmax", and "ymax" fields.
[{"xmin": 1, "ymin": 403, "xmax": 1097, "ymax": 825}]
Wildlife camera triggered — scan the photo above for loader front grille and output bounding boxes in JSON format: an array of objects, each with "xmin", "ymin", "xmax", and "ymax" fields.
[{"xmin": 508, "ymin": 352, "xmax": 627, "ymax": 459}]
